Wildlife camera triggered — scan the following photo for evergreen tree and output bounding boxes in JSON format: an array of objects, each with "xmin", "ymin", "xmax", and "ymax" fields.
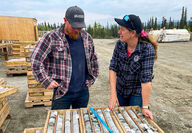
[
  {"xmin": 154, "ymin": 17, "xmax": 158, "ymax": 30},
  {"xmin": 180, "ymin": 6, "xmax": 185, "ymax": 28},
  {"xmin": 161, "ymin": 17, "xmax": 167, "ymax": 29},
  {"xmin": 189, "ymin": 17, "xmax": 192, "ymax": 32},
  {"xmin": 168, "ymin": 17, "xmax": 174, "ymax": 29}
]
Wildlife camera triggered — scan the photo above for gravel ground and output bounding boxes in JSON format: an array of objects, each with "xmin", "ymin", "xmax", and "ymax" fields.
[{"xmin": 0, "ymin": 39, "xmax": 192, "ymax": 133}]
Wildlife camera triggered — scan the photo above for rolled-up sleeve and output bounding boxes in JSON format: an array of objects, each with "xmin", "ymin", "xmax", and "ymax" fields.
[
  {"xmin": 140, "ymin": 44, "xmax": 155, "ymax": 83},
  {"xmin": 30, "ymin": 33, "xmax": 52, "ymax": 88},
  {"xmin": 109, "ymin": 41, "xmax": 119, "ymax": 72}
]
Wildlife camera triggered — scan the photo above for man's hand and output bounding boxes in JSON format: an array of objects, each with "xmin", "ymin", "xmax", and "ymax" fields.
[
  {"xmin": 46, "ymin": 80, "xmax": 60, "ymax": 90},
  {"xmin": 142, "ymin": 108, "xmax": 154, "ymax": 120}
]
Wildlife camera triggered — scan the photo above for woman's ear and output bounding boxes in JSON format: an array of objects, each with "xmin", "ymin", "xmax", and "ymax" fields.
[{"xmin": 131, "ymin": 30, "xmax": 137, "ymax": 37}]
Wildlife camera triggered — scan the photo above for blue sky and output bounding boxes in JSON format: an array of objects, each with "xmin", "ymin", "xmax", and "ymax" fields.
[{"xmin": 1, "ymin": 0, "xmax": 192, "ymax": 26}]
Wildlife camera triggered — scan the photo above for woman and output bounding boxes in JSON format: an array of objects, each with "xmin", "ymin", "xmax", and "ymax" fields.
[{"xmin": 108, "ymin": 14, "xmax": 158, "ymax": 120}]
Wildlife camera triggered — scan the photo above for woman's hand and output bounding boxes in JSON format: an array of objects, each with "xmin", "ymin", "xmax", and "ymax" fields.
[
  {"xmin": 108, "ymin": 95, "xmax": 119, "ymax": 110},
  {"xmin": 142, "ymin": 108, "xmax": 154, "ymax": 120}
]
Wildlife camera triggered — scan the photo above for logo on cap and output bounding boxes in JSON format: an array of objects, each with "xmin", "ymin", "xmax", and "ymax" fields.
[{"xmin": 74, "ymin": 15, "xmax": 84, "ymax": 18}]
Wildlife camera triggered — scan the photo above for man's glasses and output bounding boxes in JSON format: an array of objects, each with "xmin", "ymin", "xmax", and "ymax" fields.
[{"xmin": 123, "ymin": 15, "xmax": 135, "ymax": 30}]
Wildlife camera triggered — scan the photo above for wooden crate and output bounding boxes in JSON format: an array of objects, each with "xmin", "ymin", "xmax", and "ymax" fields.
[
  {"xmin": 0, "ymin": 85, "xmax": 18, "ymax": 99},
  {"xmin": 23, "ymin": 127, "xmax": 44, "ymax": 133},
  {"xmin": 0, "ymin": 97, "xmax": 8, "ymax": 111},
  {"xmin": 43, "ymin": 106, "xmax": 164, "ymax": 133},
  {"xmin": 0, "ymin": 100, "xmax": 10, "ymax": 127},
  {"xmin": 44, "ymin": 109, "xmax": 84, "ymax": 133}
]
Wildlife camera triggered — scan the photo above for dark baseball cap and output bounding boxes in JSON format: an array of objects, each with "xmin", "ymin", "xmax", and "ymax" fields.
[
  {"xmin": 65, "ymin": 6, "xmax": 86, "ymax": 28},
  {"xmin": 115, "ymin": 14, "xmax": 143, "ymax": 34}
]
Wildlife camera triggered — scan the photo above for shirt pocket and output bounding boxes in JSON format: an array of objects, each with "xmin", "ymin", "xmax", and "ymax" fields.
[
  {"xmin": 53, "ymin": 46, "xmax": 68, "ymax": 60},
  {"xmin": 129, "ymin": 62, "xmax": 141, "ymax": 74}
]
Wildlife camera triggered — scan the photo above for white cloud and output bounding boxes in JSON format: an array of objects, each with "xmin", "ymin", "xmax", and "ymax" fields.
[{"xmin": 0, "ymin": 0, "xmax": 192, "ymax": 26}]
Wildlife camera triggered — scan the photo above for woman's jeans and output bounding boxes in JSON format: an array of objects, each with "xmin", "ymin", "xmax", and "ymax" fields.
[
  {"xmin": 51, "ymin": 87, "xmax": 89, "ymax": 110},
  {"xmin": 117, "ymin": 92, "xmax": 142, "ymax": 108}
]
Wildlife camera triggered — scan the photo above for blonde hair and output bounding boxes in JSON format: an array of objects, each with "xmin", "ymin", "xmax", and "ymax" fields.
[{"xmin": 138, "ymin": 34, "xmax": 158, "ymax": 60}]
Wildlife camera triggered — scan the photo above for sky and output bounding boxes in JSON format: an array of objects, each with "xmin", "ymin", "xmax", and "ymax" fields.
[{"xmin": 0, "ymin": 0, "xmax": 192, "ymax": 26}]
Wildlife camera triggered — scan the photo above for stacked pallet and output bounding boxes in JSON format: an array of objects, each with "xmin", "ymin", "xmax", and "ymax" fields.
[
  {"xmin": 12, "ymin": 41, "xmax": 38, "ymax": 59},
  {"xmin": 42, "ymin": 106, "xmax": 164, "ymax": 133},
  {"xmin": 24, "ymin": 45, "xmax": 53, "ymax": 108},
  {"xmin": 12, "ymin": 43, "xmax": 26, "ymax": 58},
  {"xmin": 6, "ymin": 58, "xmax": 27, "ymax": 76},
  {"xmin": 23, "ymin": 127, "xmax": 44, "ymax": 133},
  {"xmin": 0, "ymin": 85, "xmax": 18, "ymax": 129},
  {"xmin": 5, "ymin": 41, "xmax": 38, "ymax": 76}
]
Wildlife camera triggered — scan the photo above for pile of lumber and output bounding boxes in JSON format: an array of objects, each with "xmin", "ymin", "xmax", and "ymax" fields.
[
  {"xmin": 0, "ymin": 79, "xmax": 18, "ymax": 130},
  {"xmin": 24, "ymin": 45, "xmax": 53, "ymax": 108}
]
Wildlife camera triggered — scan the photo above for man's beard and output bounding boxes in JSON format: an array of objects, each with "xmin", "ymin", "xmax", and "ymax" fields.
[{"xmin": 68, "ymin": 30, "xmax": 80, "ymax": 40}]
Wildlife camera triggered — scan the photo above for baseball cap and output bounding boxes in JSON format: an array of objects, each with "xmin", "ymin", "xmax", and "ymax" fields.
[
  {"xmin": 65, "ymin": 6, "xmax": 86, "ymax": 28},
  {"xmin": 115, "ymin": 14, "xmax": 143, "ymax": 34}
]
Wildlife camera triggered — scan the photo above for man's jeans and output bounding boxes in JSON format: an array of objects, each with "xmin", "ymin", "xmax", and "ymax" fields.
[
  {"xmin": 117, "ymin": 92, "xmax": 142, "ymax": 108},
  {"xmin": 51, "ymin": 87, "xmax": 89, "ymax": 110}
]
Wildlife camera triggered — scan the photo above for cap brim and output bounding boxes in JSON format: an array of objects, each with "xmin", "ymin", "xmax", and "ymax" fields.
[
  {"xmin": 114, "ymin": 18, "xmax": 127, "ymax": 27},
  {"xmin": 70, "ymin": 22, "xmax": 86, "ymax": 28}
]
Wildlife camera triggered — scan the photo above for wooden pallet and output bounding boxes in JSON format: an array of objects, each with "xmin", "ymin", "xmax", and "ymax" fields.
[
  {"xmin": 6, "ymin": 58, "xmax": 26, "ymax": 67},
  {"xmin": 25, "ymin": 93, "xmax": 52, "ymax": 108},
  {"xmin": 24, "ymin": 45, "xmax": 35, "ymax": 58},
  {"xmin": 27, "ymin": 71, "xmax": 35, "ymax": 80},
  {"xmin": 23, "ymin": 127, "xmax": 44, "ymax": 133},
  {"xmin": 0, "ymin": 97, "xmax": 8, "ymax": 111},
  {"xmin": 0, "ymin": 85, "xmax": 18, "ymax": 99},
  {"xmin": 12, "ymin": 44, "xmax": 28, "ymax": 58},
  {"xmin": 27, "ymin": 79, "xmax": 43, "ymax": 88},
  {"xmin": 0, "ymin": 102, "xmax": 10, "ymax": 128}
]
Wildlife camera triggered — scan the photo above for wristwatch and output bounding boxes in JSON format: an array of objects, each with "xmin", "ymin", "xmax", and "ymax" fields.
[{"xmin": 142, "ymin": 105, "xmax": 149, "ymax": 109}]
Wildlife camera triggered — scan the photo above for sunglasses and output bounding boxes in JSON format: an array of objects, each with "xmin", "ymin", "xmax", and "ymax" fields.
[{"xmin": 123, "ymin": 15, "xmax": 135, "ymax": 30}]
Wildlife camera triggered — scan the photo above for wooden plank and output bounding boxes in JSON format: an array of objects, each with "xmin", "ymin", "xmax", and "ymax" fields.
[
  {"xmin": 0, "ymin": 104, "xmax": 10, "ymax": 127},
  {"xmin": 23, "ymin": 127, "xmax": 44, "ymax": 133},
  {"xmin": 6, "ymin": 58, "xmax": 26, "ymax": 67},
  {"xmin": 0, "ymin": 97, "xmax": 8, "ymax": 113},
  {"xmin": 0, "ymin": 85, "xmax": 18, "ymax": 99}
]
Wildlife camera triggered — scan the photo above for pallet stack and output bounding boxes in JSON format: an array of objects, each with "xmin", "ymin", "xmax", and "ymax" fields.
[
  {"xmin": 5, "ymin": 58, "xmax": 27, "ymax": 76},
  {"xmin": 0, "ymin": 83, "xmax": 18, "ymax": 131},
  {"xmin": 5, "ymin": 41, "xmax": 38, "ymax": 76},
  {"xmin": 24, "ymin": 45, "xmax": 53, "ymax": 108}
]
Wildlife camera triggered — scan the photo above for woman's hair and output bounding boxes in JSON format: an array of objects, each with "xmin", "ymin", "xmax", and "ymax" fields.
[{"xmin": 138, "ymin": 34, "xmax": 158, "ymax": 60}]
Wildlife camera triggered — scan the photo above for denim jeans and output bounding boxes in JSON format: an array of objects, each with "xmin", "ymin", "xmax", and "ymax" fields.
[
  {"xmin": 51, "ymin": 87, "xmax": 89, "ymax": 110},
  {"xmin": 117, "ymin": 92, "xmax": 142, "ymax": 108}
]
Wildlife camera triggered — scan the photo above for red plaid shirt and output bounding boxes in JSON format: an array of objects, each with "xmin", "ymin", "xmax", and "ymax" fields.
[{"xmin": 31, "ymin": 25, "xmax": 99, "ymax": 99}]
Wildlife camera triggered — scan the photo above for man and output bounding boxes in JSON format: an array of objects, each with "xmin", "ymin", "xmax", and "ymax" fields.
[{"xmin": 31, "ymin": 6, "xmax": 99, "ymax": 109}]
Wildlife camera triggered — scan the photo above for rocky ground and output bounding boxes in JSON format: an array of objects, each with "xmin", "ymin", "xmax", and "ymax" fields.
[{"xmin": 0, "ymin": 39, "xmax": 191, "ymax": 133}]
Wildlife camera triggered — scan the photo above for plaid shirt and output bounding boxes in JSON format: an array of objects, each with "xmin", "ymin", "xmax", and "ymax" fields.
[
  {"xmin": 109, "ymin": 40, "xmax": 155, "ymax": 97},
  {"xmin": 31, "ymin": 25, "xmax": 99, "ymax": 99}
]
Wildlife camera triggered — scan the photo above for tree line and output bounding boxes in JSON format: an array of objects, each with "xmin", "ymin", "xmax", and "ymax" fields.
[{"xmin": 38, "ymin": 6, "xmax": 192, "ymax": 38}]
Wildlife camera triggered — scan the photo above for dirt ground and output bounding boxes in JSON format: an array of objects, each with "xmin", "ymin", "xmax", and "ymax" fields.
[{"xmin": 0, "ymin": 39, "xmax": 192, "ymax": 133}]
